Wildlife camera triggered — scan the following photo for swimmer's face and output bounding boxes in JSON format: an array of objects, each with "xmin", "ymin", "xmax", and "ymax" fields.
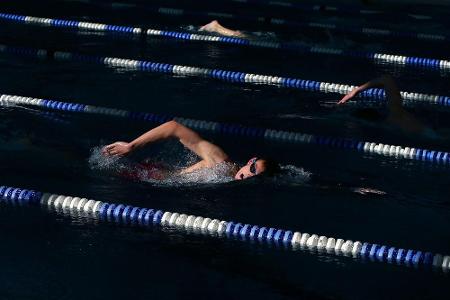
[{"xmin": 234, "ymin": 157, "xmax": 267, "ymax": 180}]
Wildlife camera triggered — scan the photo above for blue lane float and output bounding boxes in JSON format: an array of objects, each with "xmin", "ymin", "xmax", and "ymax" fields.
[
  {"xmin": 228, "ymin": 0, "xmax": 436, "ymax": 21},
  {"xmin": 42, "ymin": 52, "xmax": 450, "ymax": 108},
  {"xmin": 1, "ymin": 93, "xmax": 450, "ymax": 166},
  {"xmin": 0, "ymin": 43, "xmax": 448, "ymax": 108},
  {"xmin": 1, "ymin": 12, "xmax": 449, "ymax": 73},
  {"xmin": 0, "ymin": 12, "xmax": 142, "ymax": 35},
  {"xmin": 0, "ymin": 44, "xmax": 47, "ymax": 59},
  {"xmin": 60, "ymin": 0, "xmax": 447, "ymax": 42},
  {"xmin": 63, "ymin": 0, "xmax": 438, "ymax": 22},
  {"xmin": 4, "ymin": 3, "xmax": 448, "ymax": 45},
  {"xmin": 145, "ymin": 29, "xmax": 450, "ymax": 72},
  {"xmin": 109, "ymin": 4, "xmax": 448, "ymax": 43},
  {"xmin": 153, "ymin": 7, "xmax": 450, "ymax": 43},
  {"xmin": 0, "ymin": 184, "xmax": 449, "ymax": 272}
]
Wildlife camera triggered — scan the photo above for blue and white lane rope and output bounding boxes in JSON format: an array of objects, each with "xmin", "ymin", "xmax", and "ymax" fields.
[
  {"xmin": 3, "ymin": 3, "xmax": 447, "ymax": 45},
  {"xmin": 60, "ymin": 0, "xmax": 446, "ymax": 42},
  {"xmin": 1, "ymin": 43, "xmax": 448, "ymax": 108},
  {"xmin": 0, "ymin": 44, "xmax": 47, "ymax": 59},
  {"xmin": 49, "ymin": 52, "xmax": 450, "ymax": 108},
  {"xmin": 146, "ymin": 29, "xmax": 450, "ymax": 72},
  {"xmin": 1, "ymin": 185, "xmax": 449, "ymax": 272},
  {"xmin": 232, "ymin": 0, "xmax": 384, "ymax": 15},
  {"xmin": 1, "ymin": 12, "xmax": 449, "ymax": 72},
  {"xmin": 0, "ymin": 13, "xmax": 142, "ymax": 35},
  {"xmin": 230, "ymin": 0, "xmax": 435, "ymax": 20},
  {"xmin": 2, "ymin": 94, "xmax": 450, "ymax": 165},
  {"xmin": 148, "ymin": 6, "xmax": 450, "ymax": 43},
  {"xmin": 64, "ymin": 0, "xmax": 435, "ymax": 21}
]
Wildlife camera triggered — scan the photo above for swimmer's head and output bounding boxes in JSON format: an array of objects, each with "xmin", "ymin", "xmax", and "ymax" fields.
[
  {"xmin": 234, "ymin": 157, "xmax": 280, "ymax": 180},
  {"xmin": 351, "ymin": 108, "xmax": 384, "ymax": 122}
]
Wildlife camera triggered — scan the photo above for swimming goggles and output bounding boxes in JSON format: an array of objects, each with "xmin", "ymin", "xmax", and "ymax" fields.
[{"xmin": 249, "ymin": 157, "xmax": 259, "ymax": 175}]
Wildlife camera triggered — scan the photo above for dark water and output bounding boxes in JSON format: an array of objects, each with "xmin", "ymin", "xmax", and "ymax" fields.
[{"xmin": 0, "ymin": 1, "xmax": 449, "ymax": 299}]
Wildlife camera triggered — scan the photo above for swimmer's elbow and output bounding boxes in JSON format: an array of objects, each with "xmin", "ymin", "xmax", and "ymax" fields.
[
  {"xmin": 168, "ymin": 120, "xmax": 190, "ymax": 132},
  {"xmin": 165, "ymin": 120, "xmax": 183, "ymax": 137},
  {"xmin": 169, "ymin": 120, "xmax": 201, "ymax": 143},
  {"xmin": 166, "ymin": 120, "xmax": 179, "ymax": 129}
]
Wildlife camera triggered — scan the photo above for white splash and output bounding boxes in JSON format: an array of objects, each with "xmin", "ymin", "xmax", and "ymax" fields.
[
  {"xmin": 278, "ymin": 164, "xmax": 312, "ymax": 184},
  {"xmin": 88, "ymin": 146, "xmax": 127, "ymax": 172},
  {"xmin": 165, "ymin": 162, "xmax": 236, "ymax": 185}
]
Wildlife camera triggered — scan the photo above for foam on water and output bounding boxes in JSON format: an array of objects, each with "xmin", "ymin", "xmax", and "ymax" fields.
[
  {"xmin": 88, "ymin": 146, "xmax": 126, "ymax": 172},
  {"xmin": 277, "ymin": 164, "xmax": 312, "ymax": 185},
  {"xmin": 165, "ymin": 161, "xmax": 236, "ymax": 185}
]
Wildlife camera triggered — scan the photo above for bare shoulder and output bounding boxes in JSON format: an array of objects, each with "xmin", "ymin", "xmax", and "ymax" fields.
[{"xmin": 200, "ymin": 140, "xmax": 229, "ymax": 164}]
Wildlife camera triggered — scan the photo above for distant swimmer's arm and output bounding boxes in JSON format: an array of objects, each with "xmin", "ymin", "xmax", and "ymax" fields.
[
  {"xmin": 103, "ymin": 121, "xmax": 228, "ymax": 165},
  {"xmin": 338, "ymin": 75, "xmax": 403, "ymax": 112},
  {"xmin": 199, "ymin": 20, "xmax": 246, "ymax": 38}
]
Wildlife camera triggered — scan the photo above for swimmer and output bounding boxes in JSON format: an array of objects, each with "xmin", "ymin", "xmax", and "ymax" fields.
[
  {"xmin": 338, "ymin": 75, "xmax": 439, "ymax": 139},
  {"xmin": 199, "ymin": 20, "xmax": 246, "ymax": 38},
  {"xmin": 103, "ymin": 120, "xmax": 279, "ymax": 180}
]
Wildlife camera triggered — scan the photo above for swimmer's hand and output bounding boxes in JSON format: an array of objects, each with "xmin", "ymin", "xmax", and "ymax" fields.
[
  {"xmin": 338, "ymin": 87, "xmax": 360, "ymax": 105},
  {"xmin": 102, "ymin": 142, "xmax": 132, "ymax": 157}
]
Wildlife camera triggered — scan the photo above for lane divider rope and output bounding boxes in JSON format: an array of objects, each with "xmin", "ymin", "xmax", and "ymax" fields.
[
  {"xmin": 63, "ymin": 0, "xmax": 439, "ymax": 22},
  {"xmin": 0, "ymin": 13, "xmax": 142, "ymax": 35},
  {"xmin": 145, "ymin": 29, "xmax": 450, "ymax": 72},
  {"xmin": 59, "ymin": 0, "xmax": 447, "ymax": 42},
  {"xmin": 65, "ymin": 1, "xmax": 449, "ymax": 43},
  {"xmin": 1, "ymin": 185, "xmax": 449, "ymax": 272},
  {"xmin": 1, "ymin": 93, "xmax": 450, "ymax": 165},
  {"xmin": 1, "ymin": 12, "xmax": 448, "ymax": 72},
  {"xmin": 153, "ymin": 6, "xmax": 450, "ymax": 43},
  {"xmin": 229, "ymin": 0, "xmax": 436, "ymax": 20},
  {"xmin": 0, "ymin": 44, "xmax": 448, "ymax": 108}
]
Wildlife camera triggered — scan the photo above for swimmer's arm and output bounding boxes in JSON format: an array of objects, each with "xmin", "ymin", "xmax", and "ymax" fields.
[
  {"xmin": 171, "ymin": 121, "xmax": 229, "ymax": 165},
  {"xmin": 338, "ymin": 76, "xmax": 403, "ymax": 112},
  {"xmin": 104, "ymin": 121, "xmax": 182, "ymax": 156},
  {"xmin": 104, "ymin": 121, "xmax": 228, "ymax": 164}
]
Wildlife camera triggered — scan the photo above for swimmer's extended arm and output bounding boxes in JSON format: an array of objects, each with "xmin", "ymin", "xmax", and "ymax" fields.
[
  {"xmin": 199, "ymin": 20, "xmax": 246, "ymax": 38},
  {"xmin": 103, "ymin": 121, "xmax": 228, "ymax": 165},
  {"xmin": 338, "ymin": 75, "xmax": 403, "ymax": 112}
]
